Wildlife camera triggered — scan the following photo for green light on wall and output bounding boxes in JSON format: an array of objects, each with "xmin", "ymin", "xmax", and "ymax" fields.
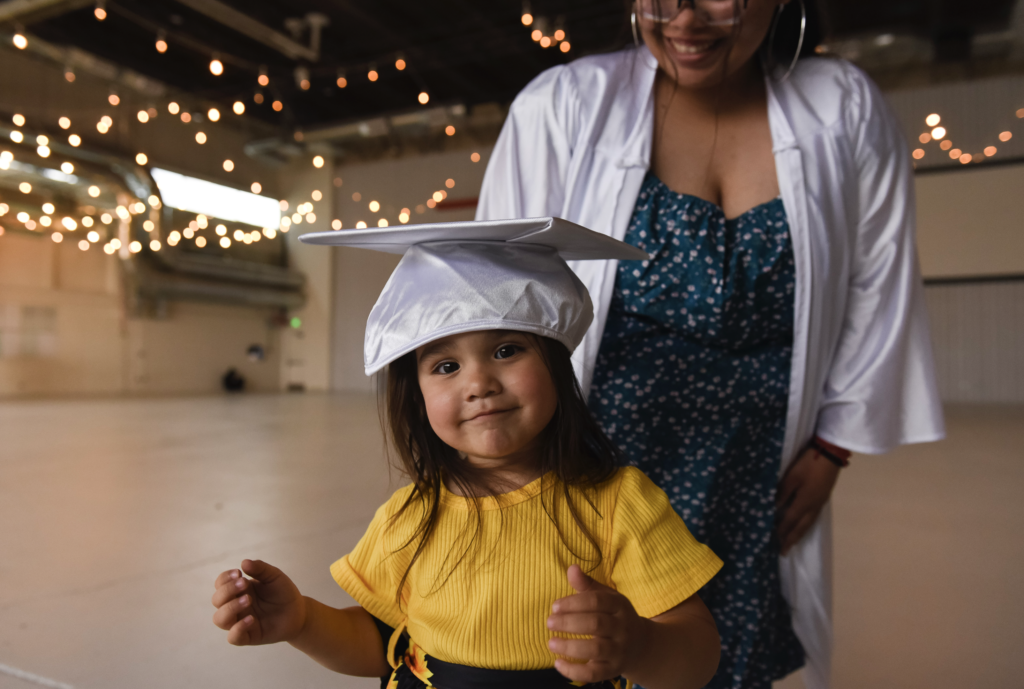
[{"xmin": 290, "ymin": 317, "xmax": 302, "ymax": 329}]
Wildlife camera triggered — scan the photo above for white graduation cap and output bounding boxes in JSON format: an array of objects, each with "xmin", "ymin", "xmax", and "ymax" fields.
[{"xmin": 300, "ymin": 217, "xmax": 647, "ymax": 376}]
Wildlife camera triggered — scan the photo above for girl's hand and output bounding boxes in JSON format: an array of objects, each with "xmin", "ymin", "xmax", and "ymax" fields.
[
  {"xmin": 776, "ymin": 447, "xmax": 842, "ymax": 555},
  {"xmin": 546, "ymin": 565, "xmax": 649, "ymax": 684},
  {"xmin": 211, "ymin": 559, "xmax": 306, "ymax": 646}
]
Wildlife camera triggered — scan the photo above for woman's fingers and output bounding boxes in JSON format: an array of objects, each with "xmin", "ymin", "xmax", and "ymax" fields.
[{"xmin": 782, "ymin": 511, "xmax": 819, "ymax": 555}]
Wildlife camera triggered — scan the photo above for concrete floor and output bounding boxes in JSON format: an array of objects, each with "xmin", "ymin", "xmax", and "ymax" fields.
[{"xmin": 0, "ymin": 394, "xmax": 1021, "ymax": 689}]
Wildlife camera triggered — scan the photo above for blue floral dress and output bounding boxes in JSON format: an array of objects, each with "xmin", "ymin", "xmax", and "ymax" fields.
[{"xmin": 589, "ymin": 172, "xmax": 805, "ymax": 688}]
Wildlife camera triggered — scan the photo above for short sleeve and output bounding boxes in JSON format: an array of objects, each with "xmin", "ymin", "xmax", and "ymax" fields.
[
  {"xmin": 608, "ymin": 468, "xmax": 722, "ymax": 619},
  {"xmin": 330, "ymin": 486, "xmax": 415, "ymax": 629}
]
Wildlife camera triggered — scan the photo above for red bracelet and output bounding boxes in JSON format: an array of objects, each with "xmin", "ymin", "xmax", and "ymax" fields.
[{"xmin": 808, "ymin": 436, "xmax": 851, "ymax": 468}]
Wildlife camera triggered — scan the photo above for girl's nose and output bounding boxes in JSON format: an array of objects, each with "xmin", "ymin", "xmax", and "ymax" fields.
[{"xmin": 464, "ymin": 363, "xmax": 501, "ymax": 399}]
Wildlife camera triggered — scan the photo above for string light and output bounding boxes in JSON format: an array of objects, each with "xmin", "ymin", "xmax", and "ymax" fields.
[
  {"xmin": 61, "ymin": 162, "xmax": 74, "ymax": 174},
  {"xmin": 368, "ymin": 69, "xmax": 379, "ymax": 82},
  {"xmin": 58, "ymin": 117, "xmax": 71, "ymax": 129},
  {"xmin": 210, "ymin": 57, "xmax": 224, "ymax": 76},
  {"xmin": 999, "ymin": 131, "xmax": 1012, "ymax": 141},
  {"xmin": 426, "ymin": 198, "xmax": 436, "ymax": 208},
  {"xmin": 10, "ymin": 131, "xmax": 23, "ymax": 143},
  {"xmin": 156, "ymin": 31, "xmax": 168, "ymax": 53},
  {"xmin": 208, "ymin": 108, "xmax": 220, "ymax": 122},
  {"xmin": 356, "ymin": 221, "xmax": 367, "ymax": 228},
  {"xmin": 395, "ymin": 58, "xmax": 406, "ymax": 70},
  {"xmin": 312, "ymin": 155, "xmax": 325, "ymax": 168},
  {"xmin": 418, "ymin": 92, "xmax": 430, "ymax": 105},
  {"xmin": 42, "ymin": 203, "xmax": 55, "ymax": 214},
  {"xmin": 52, "ymin": 232, "xmax": 63, "ymax": 243},
  {"xmin": 399, "ymin": 209, "xmax": 410, "ymax": 223},
  {"xmin": 94, "ymin": 1, "xmax": 106, "ymax": 20},
  {"xmin": 129, "ymin": 240, "xmax": 142, "ymax": 253},
  {"xmin": 223, "ymin": 159, "xmax": 234, "ymax": 171},
  {"xmin": 101, "ymin": 213, "xmax": 112, "ymax": 224},
  {"xmin": 79, "ymin": 239, "xmax": 90, "ymax": 251},
  {"xmin": 87, "ymin": 230, "xmax": 100, "ymax": 242},
  {"xmin": 13, "ymin": 33, "xmax": 28, "ymax": 50},
  {"xmin": 168, "ymin": 102, "xmax": 179, "ymax": 114},
  {"xmin": 64, "ymin": 67, "xmax": 75, "ymax": 82},
  {"xmin": 336, "ymin": 72, "xmax": 348, "ymax": 88},
  {"xmin": 369, "ymin": 200, "xmax": 380, "ymax": 212},
  {"xmin": 196, "ymin": 236, "xmax": 207, "ymax": 247},
  {"xmin": 88, "ymin": 185, "xmax": 101, "ymax": 197},
  {"xmin": 40, "ymin": 216, "xmax": 52, "ymax": 227},
  {"xmin": 311, "ymin": 190, "xmax": 322, "ymax": 201},
  {"xmin": 69, "ymin": 134, "xmax": 81, "ymax": 146},
  {"xmin": 232, "ymin": 101, "xmax": 245, "ymax": 115},
  {"xmin": 19, "ymin": 182, "xmax": 31, "ymax": 193},
  {"xmin": 560, "ymin": 42, "xmax": 571, "ymax": 53},
  {"xmin": 181, "ymin": 111, "xmax": 191, "ymax": 123},
  {"xmin": 522, "ymin": 12, "xmax": 534, "ymax": 25},
  {"xmin": 108, "ymin": 93, "xmax": 120, "ymax": 106},
  {"xmin": 272, "ymin": 100, "xmax": 283, "ymax": 112},
  {"xmin": 445, "ymin": 178, "xmax": 455, "ymax": 188},
  {"xmin": 103, "ymin": 243, "xmax": 116, "ymax": 254},
  {"xmin": 984, "ymin": 145, "xmax": 997, "ymax": 156},
  {"xmin": 143, "ymin": 220, "xmax": 154, "ymax": 231},
  {"xmin": 136, "ymin": 153, "xmax": 148, "ymax": 165},
  {"xmin": 37, "ymin": 134, "xmax": 48, "ymax": 145},
  {"xmin": 82, "ymin": 217, "xmax": 94, "ymax": 227},
  {"xmin": 219, "ymin": 237, "xmax": 230, "ymax": 248},
  {"xmin": 471, "ymin": 152, "xmax": 481, "ymax": 162},
  {"xmin": 925, "ymin": 114, "xmax": 941, "ymax": 127},
  {"xmin": 195, "ymin": 131, "xmax": 207, "ymax": 144},
  {"xmin": 445, "ymin": 125, "xmax": 455, "ymax": 136},
  {"xmin": 554, "ymin": 29, "xmax": 566, "ymax": 41},
  {"xmin": 37, "ymin": 145, "xmax": 50, "ymax": 157},
  {"xmin": 378, "ymin": 218, "xmax": 388, "ymax": 227},
  {"xmin": 432, "ymin": 191, "xmax": 443, "ymax": 203},
  {"xmin": 531, "ymin": 29, "xmax": 542, "ymax": 41},
  {"xmin": 251, "ymin": 182, "xmax": 262, "ymax": 193},
  {"xmin": 62, "ymin": 217, "xmax": 77, "ymax": 230},
  {"xmin": 137, "ymin": 110, "xmax": 150, "ymax": 123},
  {"xmin": 12, "ymin": 114, "xmax": 25, "ymax": 126},
  {"xmin": 931, "ymin": 126, "xmax": 946, "ymax": 139},
  {"xmin": 540, "ymin": 36, "xmax": 552, "ymax": 48},
  {"xmin": 233, "ymin": 229, "xmax": 244, "ymax": 241},
  {"xmin": 331, "ymin": 219, "xmax": 342, "ymax": 230},
  {"xmin": 940, "ymin": 140, "xmax": 952, "ymax": 151}
]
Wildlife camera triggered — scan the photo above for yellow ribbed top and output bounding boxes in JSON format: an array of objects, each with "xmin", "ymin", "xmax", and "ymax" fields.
[{"xmin": 331, "ymin": 466, "xmax": 721, "ymax": 670}]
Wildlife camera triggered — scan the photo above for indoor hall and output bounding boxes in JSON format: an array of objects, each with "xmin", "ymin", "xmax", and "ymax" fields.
[{"xmin": 1, "ymin": 2, "xmax": 1022, "ymax": 689}]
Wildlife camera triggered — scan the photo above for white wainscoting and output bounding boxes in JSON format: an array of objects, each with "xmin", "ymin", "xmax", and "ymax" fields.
[{"xmin": 925, "ymin": 278, "xmax": 1024, "ymax": 403}]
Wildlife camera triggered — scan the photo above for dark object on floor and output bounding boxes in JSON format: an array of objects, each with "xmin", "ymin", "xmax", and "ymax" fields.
[{"xmin": 222, "ymin": 368, "xmax": 245, "ymax": 392}]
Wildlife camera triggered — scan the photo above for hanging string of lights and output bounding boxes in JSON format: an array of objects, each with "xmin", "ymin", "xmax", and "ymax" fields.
[{"xmin": 911, "ymin": 108, "xmax": 1024, "ymax": 166}]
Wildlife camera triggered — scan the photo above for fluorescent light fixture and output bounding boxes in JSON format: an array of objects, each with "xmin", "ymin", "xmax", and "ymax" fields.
[{"xmin": 151, "ymin": 167, "xmax": 280, "ymax": 228}]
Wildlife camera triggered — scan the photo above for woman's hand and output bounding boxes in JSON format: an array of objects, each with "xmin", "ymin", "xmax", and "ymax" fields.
[
  {"xmin": 546, "ymin": 565, "xmax": 649, "ymax": 684},
  {"xmin": 776, "ymin": 447, "xmax": 842, "ymax": 555},
  {"xmin": 211, "ymin": 559, "xmax": 306, "ymax": 646}
]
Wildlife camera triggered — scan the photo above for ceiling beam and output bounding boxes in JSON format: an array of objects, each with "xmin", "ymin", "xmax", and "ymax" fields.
[
  {"xmin": 0, "ymin": 0, "xmax": 89, "ymax": 24},
  {"xmin": 172, "ymin": 0, "xmax": 318, "ymax": 62}
]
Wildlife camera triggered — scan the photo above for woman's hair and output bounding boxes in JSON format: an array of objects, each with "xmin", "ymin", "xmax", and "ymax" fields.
[{"xmin": 378, "ymin": 334, "xmax": 622, "ymax": 604}]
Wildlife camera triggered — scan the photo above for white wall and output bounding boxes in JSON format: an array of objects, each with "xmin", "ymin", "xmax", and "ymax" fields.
[
  {"xmin": 330, "ymin": 147, "xmax": 491, "ymax": 392},
  {"xmin": 915, "ymin": 164, "xmax": 1024, "ymax": 278}
]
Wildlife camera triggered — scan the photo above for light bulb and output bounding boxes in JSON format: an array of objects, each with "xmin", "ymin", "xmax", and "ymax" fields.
[
  {"xmin": 58, "ymin": 117, "xmax": 71, "ymax": 129},
  {"xmin": 88, "ymin": 185, "xmax": 101, "ymax": 197},
  {"xmin": 311, "ymin": 190, "xmax": 322, "ymax": 201},
  {"xmin": 136, "ymin": 153, "xmax": 148, "ymax": 165},
  {"xmin": 395, "ymin": 58, "xmax": 406, "ymax": 70},
  {"xmin": 418, "ymin": 92, "xmax": 429, "ymax": 105},
  {"xmin": 168, "ymin": 102, "xmax": 179, "ymax": 114},
  {"xmin": 13, "ymin": 33, "xmax": 27, "ymax": 50},
  {"xmin": 108, "ymin": 93, "xmax": 120, "ymax": 106},
  {"xmin": 223, "ymin": 159, "xmax": 234, "ymax": 171},
  {"xmin": 210, "ymin": 58, "xmax": 224, "ymax": 76},
  {"xmin": 560, "ymin": 41, "xmax": 571, "ymax": 53},
  {"xmin": 251, "ymin": 182, "xmax": 262, "ymax": 194},
  {"xmin": 522, "ymin": 13, "xmax": 533, "ymax": 25},
  {"xmin": 61, "ymin": 162, "xmax": 74, "ymax": 174},
  {"xmin": 368, "ymin": 70, "xmax": 379, "ymax": 82},
  {"xmin": 925, "ymin": 114, "xmax": 940, "ymax": 127},
  {"xmin": 195, "ymin": 131, "xmax": 207, "ymax": 144},
  {"xmin": 207, "ymin": 108, "xmax": 220, "ymax": 122},
  {"xmin": 471, "ymin": 152, "xmax": 481, "ymax": 162},
  {"xmin": 137, "ymin": 110, "xmax": 149, "ymax": 123},
  {"xmin": 232, "ymin": 101, "xmax": 244, "ymax": 115},
  {"xmin": 12, "ymin": 114, "xmax": 25, "ymax": 126},
  {"xmin": 312, "ymin": 155, "xmax": 325, "ymax": 168},
  {"xmin": 69, "ymin": 134, "xmax": 81, "ymax": 146}
]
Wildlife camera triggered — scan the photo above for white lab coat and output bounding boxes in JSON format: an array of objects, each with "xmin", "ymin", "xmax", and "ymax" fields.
[{"xmin": 477, "ymin": 46, "xmax": 945, "ymax": 688}]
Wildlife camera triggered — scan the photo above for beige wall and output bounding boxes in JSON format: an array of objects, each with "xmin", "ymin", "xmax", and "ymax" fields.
[{"xmin": 915, "ymin": 164, "xmax": 1024, "ymax": 278}]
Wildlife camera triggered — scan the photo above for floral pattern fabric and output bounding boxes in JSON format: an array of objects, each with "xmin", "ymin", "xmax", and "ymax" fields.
[{"xmin": 589, "ymin": 172, "xmax": 805, "ymax": 688}]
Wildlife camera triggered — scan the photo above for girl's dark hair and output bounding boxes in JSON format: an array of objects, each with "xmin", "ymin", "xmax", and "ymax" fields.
[{"xmin": 378, "ymin": 334, "xmax": 622, "ymax": 604}]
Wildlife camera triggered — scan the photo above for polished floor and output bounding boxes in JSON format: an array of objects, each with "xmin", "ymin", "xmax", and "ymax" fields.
[{"xmin": 0, "ymin": 395, "xmax": 1021, "ymax": 689}]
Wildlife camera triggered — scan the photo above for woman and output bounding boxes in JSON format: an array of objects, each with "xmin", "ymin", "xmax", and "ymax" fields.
[{"xmin": 476, "ymin": 1, "xmax": 945, "ymax": 688}]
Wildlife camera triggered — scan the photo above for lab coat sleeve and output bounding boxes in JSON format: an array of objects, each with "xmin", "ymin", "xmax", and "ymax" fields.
[
  {"xmin": 814, "ymin": 64, "xmax": 945, "ymax": 454},
  {"xmin": 476, "ymin": 65, "xmax": 580, "ymax": 221}
]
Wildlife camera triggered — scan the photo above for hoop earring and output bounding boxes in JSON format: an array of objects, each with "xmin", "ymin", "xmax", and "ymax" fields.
[
  {"xmin": 631, "ymin": 5, "xmax": 641, "ymax": 47},
  {"xmin": 766, "ymin": 0, "xmax": 806, "ymax": 82}
]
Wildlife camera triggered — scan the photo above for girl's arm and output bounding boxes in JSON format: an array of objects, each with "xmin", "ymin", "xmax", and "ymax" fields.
[
  {"xmin": 547, "ymin": 565, "xmax": 719, "ymax": 689},
  {"xmin": 211, "ymin": 559, "xmax": 389, "ymax": 678}
]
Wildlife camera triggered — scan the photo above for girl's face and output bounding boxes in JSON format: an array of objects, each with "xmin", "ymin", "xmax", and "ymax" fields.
[
  {"xmin": 415, "ymin": 330, "xmax": 557, "ymax": 469},
  {"xmin": 638, "ymin": 0, "xmax": 786, "ymax": 90}
]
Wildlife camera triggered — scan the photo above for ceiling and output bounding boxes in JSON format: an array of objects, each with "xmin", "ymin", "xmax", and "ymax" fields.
[{"xmin": 6, "ymin": 0, "xmax": 1022, "ymax": 132}]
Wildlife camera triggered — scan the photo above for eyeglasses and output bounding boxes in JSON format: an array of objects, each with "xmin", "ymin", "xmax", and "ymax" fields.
[{"xmin": 637, "ymin": 0, "xmax": 748, "ymax": 27}]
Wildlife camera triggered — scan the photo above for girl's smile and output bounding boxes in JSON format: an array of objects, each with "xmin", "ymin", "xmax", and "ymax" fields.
[{"xmin": 415, "ymin": 330, "xmax": 558, "ymax": 473}]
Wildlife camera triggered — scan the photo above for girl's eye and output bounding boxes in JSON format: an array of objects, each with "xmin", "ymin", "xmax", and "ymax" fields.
[
  {"xmin": 435, "ymin": 361, "xmax": 460, "ymax": 375},
  {"xmin": 495, "ymin": 345, "xmax": 520, "ymax": 360}
]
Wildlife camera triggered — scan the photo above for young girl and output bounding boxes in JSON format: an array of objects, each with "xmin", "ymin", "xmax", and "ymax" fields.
[{"xmin": 211, "ymin": 218, "xmax": 724, "ymax": 689}]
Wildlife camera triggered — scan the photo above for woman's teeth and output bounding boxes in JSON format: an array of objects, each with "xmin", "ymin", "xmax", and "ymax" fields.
[{"xmin": 671, "ymin": 39, "xmax": 715, "ymax": 54}]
